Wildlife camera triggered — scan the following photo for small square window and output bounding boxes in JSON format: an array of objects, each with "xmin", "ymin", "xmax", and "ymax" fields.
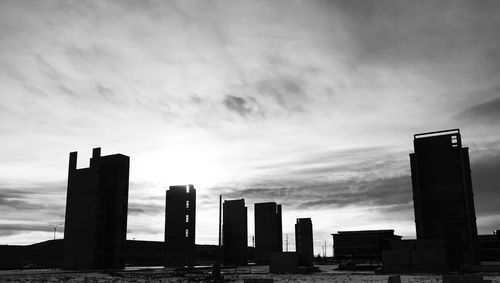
[{"xmin": 451, "ymin": 135, "xmax": 458, "ymax": 147}]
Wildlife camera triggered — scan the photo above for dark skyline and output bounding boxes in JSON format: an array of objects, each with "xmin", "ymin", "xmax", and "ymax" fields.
[
  {"xmin": 1, "ymin": 0, "xmax": 500, "ymax": 257},
  {"xmin": 63, "ymin": 148, "xmax": 129, "ymax": 270}
]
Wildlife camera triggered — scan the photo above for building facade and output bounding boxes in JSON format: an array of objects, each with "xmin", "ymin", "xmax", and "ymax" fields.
[
  {"xmin": 254, "ymin": 202, "xmax": 282, "ymax": 264},
  {"xmin": 223, "ymin": 199, "xmax": 248, "ymax": 266},
  {"xmin": 478, "ymin": 230, "xmax": 500, "ymax": 262},
  {"xmin": 332, "ymin": 230, "xmax": 402, "ymax": 262},
  {"xmin": 295, "ymin": 218, "xmax": 313, "ymax": 267},
  {"xmin": 410, "ymin": 129, "xmax": 479, "ymax": 267},
  {"xmin": 63, "ymin": 147, "xmax": 130, "ymax": 270},
  {"xmin": 164, "ymin": 185, "xmax": 196, "ymax": 267}
]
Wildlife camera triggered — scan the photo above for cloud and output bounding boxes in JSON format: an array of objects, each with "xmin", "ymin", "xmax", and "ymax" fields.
[
  {"xmin": 128, "ymin": 202, "xmax": 164, "ymax": 216},
  {"xmin": 209, "ymin": 174, "xmax": 412, "ymax": 212},
  {"xmin": 456, "ymin": 94, "xmax": 500, "ymax": 125},
  {"xmin": 0, "ymin": 223, "xmax": 56, "ymax": 237},
  {"xmin": 471, "ymin": 152, "xmax": 500, "ymax": 219},
  {"xmin": 1, "ymin": 0, "xmax": 500, "ymax": 246},
  {"xmin": 0, "ymin": 192, "xmax": 47, "ymax": 211},
  {"xmin": 222, "ymin": 95, "xmax": 261, "ymax": 117},
  {"xmin": 331, "ymin": 0, "xmax": 500, "ymax": 68},
  {"xmin": 0, "ymin": 182, "xmax": 66, "ymax": 234}
]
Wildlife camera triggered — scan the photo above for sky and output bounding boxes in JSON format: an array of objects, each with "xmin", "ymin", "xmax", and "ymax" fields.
[{"xmin": 1, "ymin": 0, "xmax": 500, "ymax": 256}]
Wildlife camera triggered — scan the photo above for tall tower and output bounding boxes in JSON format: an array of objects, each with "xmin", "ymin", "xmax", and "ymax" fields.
[
  {"xmin": 63, "ymin": 147, "xmax": 130, "ymax": 270},
  {"xmin": 295, "ymin": 218, "xmax": 313, "ymax": 267},
  {"xmin": 410, "ymin": 129, "xmax": 479, "ymax": 267},
  {"xmin": 254, "ymin": 202, "xmax": 282, "ymax": 264},
  {"xmin": 223, "ymin": 199, "xmax": 248, "ymax": 266},
  {"xmin": 165, "ymin": 185, "xmax": 196, "ymax": 267}
]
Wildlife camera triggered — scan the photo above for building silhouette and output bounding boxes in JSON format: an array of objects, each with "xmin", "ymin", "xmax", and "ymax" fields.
[
  {"xmin": 295, "ymin": 218, "xmax": 313, "ymax": 267},
  {"xmin": 382, "ymin": 239, "xmax": 448, "ymax": 273},
  {"xmin": 63, "ymin": 147, "xmax": 130, "ymax": 270},
  {"xmin": 165, "ymin": 185, "xmax": 196, "ymax": 267},
  {"xmin": 254, "ymin": 202, "xmax": 282, "ymax": 264},
  {"xmin": 223, "ymin": 199, "xmax": 247, "ymax": 266},
  {"xmin": 332, "ymin": 230, "xmax": 402, "ymax": 262},
  {"xmin": 478, "ymin": 230, "xmax": 500, "ymax": 262},
  {"xmin": 410, "ymin": 129, "xmax": 479, "ymax": 267}
]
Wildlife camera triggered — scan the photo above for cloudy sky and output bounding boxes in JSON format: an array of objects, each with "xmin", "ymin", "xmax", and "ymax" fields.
[{"xmin": 1, "ymin": 0, "xmax": 500, "ymax": 256}]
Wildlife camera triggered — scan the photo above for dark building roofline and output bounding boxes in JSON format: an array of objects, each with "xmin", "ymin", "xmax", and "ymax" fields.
[
  {"xmin": 414, "ymin": 129, "xmax": 460, "ymax": 139},
  {"xmin": 331, "ymin": 229, "xmax": 397, "ymax": 235}
]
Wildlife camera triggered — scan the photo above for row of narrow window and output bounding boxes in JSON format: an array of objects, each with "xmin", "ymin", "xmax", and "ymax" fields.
[{"xmin": 185, "ymin": 199, "xmax": 191, "ymax": 237}]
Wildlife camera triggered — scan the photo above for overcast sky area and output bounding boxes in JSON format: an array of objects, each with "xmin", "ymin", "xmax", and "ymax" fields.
[{"xmin": 1, "ymin": 0, "xmax": 500, "ymax": 256}]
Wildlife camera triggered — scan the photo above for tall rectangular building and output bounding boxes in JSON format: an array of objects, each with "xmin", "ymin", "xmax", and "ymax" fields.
[
  {"xmin": 295, "ymin": 218, "xmax": 313, "ymax": 267},
  {"xmin": 410, "ymin": 129, "xmax": 479, "ymax": 267},
  {"xmin": 165, "ymin": 185, "xmax": 196, "ymax": 267},
  {"xmin": 63, "ymin": 148, "xmax": 129, "ymax": 270},
  {"xmin": 223, "ymin": 199, "xmax": 248, "ymax": 266},
  {"xmin": 254, "ymin": 202, "xmax": 282, "ymax": 264}
]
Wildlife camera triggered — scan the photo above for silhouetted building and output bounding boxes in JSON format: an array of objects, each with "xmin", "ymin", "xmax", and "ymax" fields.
[
  {"xmin": 295, "ymin": 218, "xmax": 313, "ymax": 267},
  {"xmin": 254, "ymin": 202, "xmax": 282, "ymax": 264},
  {"xmin": 0, "ymin": 239, "xmax": 240, "ymax": 270},
  {"xmin": 165, "ymin": 185, "xmax": 196, "ymax": 267},
  {"xmin": 478, "ymin": 230, "xmax": 500, "ymax": 262},
  {"xmin": 269, "ymin": 252, "xmax": 298, "ymax": 273},
  {"xmin": 410, "ymin": 129, "xmax": 479, "ymax": 268},
  {"xmin": 332, "ymin": 230, "xmax": 402, "ymax": 262},
  {"xmin": 382, "ymin": 239, "xmax": 448, "ymax": 273},
  {"xmin": 223, "ymin": 199, "xmax": 247, "ymax": 266},
  {"xmin": 63, "ymin": 147, "xmax": 130, "ymax": 270}
]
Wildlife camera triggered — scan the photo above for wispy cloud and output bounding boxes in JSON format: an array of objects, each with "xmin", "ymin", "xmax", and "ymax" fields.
[
  {"xmin": 456, "ymin": 94, "xmax": 500, "ymax": 125},
  {"xmin": 1, "ymin": 0, "xmax": 500, "ymax": 247}
]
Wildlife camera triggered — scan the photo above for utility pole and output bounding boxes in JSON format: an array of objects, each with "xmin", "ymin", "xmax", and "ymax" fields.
[
  {"xmin": 218, "ymin": 195, "xmax": 222, "ymax": 261},
  {"xmin": 49, "ymin": 224, "xmax": 60, "ymax": 240}
]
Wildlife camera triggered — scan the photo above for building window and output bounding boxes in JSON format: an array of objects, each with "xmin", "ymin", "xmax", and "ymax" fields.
[
  {"xmin": 451, "ymin": 135, "xmax": 458, "ymax": 147},
  {"xmin": 186, "ymin": 201, "xmax": 189, "ymax": 208},
  {"xmin": 186, "ymin": 215, "xmax": 189, "ymax": 223},
  {"xmin": 186, "ymin": 185, "xmax": 189, "ymax": 193},
  {"xmin": 185, "ymin": 229, "xmax": 189, "ymax": 237}
]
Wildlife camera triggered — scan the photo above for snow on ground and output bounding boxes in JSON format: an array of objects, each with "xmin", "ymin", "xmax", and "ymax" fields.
[{"xmin": 1, "ymin": 266, "xmax": 500, "ymax": 282}]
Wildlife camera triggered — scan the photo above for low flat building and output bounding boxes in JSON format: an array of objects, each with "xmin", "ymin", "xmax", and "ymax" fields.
[
  {"xmin": 382, "ymin": 239, "xmax": 448, "ymax": 273},
  {"xmin": 479, "ymin": 230, "xmax": 500, "ymax": 262},
  {"xmin": 269, "ymin": 252, "xmax": 298, "ymax": 274},
  {"xmin": 332, "ymin": 230, "xmax": 402, "ymax": 262}
]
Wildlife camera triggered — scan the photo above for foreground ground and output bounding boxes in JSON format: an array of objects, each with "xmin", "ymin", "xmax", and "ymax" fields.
[{"xmin": 1, "ymin": 265, "xmax": 500, "ymax": 282}]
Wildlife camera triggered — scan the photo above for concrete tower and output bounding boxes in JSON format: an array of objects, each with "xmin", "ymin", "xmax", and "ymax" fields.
[
  {"xmin": 410, "ymin": 129, "xmax": 479, "ymax": 268},
  {"xmin": 63, "ymin": 147, "xmax": 130, "ymax": 270},
  {"xmin": 165, "ymin": 185, "xmax": 196, "ymax": 267}
]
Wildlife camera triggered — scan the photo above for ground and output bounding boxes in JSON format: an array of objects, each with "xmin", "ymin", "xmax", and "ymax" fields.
[{"xmin": 1, "ymin": 266, "xmax": 500, "ymax": 282}]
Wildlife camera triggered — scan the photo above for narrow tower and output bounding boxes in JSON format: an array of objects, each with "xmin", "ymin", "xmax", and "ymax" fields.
[
  {"xmin": 223, "ymin": 199, "xmax": 248, "ymax": 265},
  {"xmin": 410, "ymin": 129, "xmax": 479, "ymax": 268},
  {"xmin": 295, "ymin": 218, "xmax": 314, "ymax": 267},
  {"xmin": 165, "ymin": 185, "xmax": 196, "ymax": 267},
  {"xmin": 254, "ymin": 202, "xmax": 282, "ymax": 264}
]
